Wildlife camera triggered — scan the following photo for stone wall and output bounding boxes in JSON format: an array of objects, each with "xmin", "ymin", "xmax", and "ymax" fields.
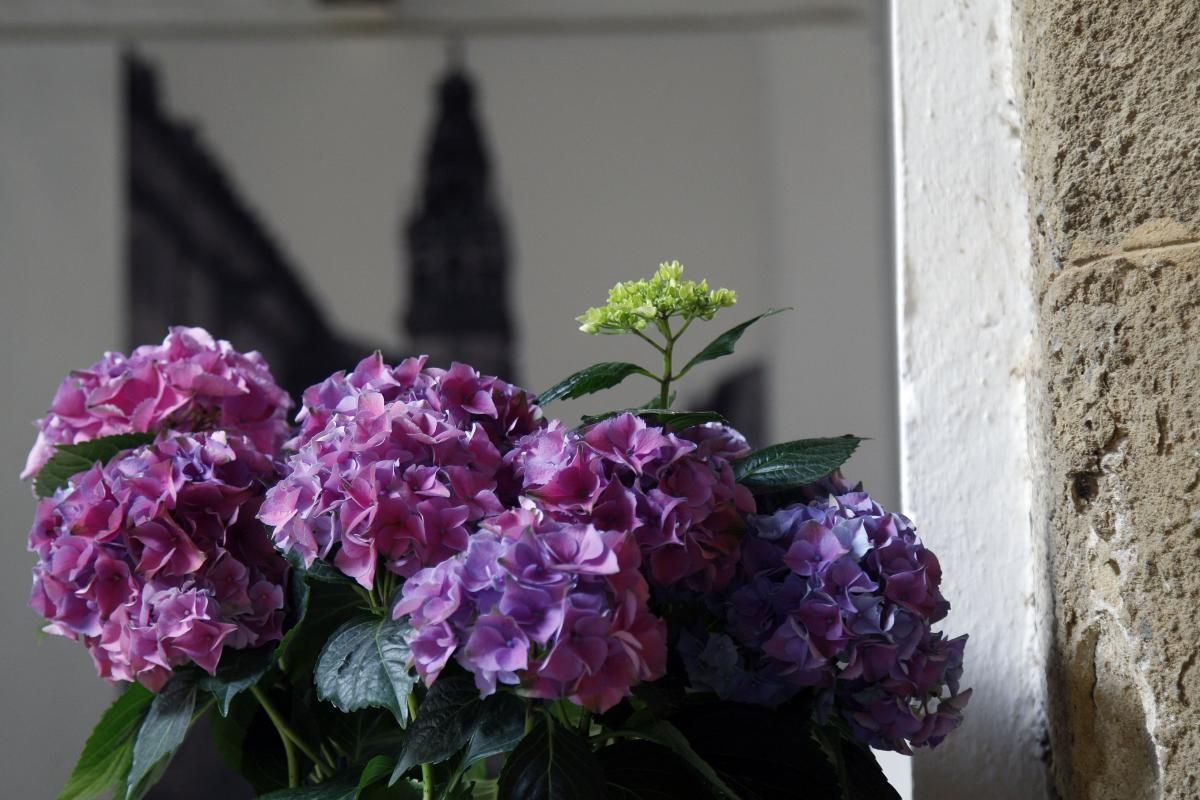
[{"xmin": 1018, "ymin": 2, "xmax": 1200, "ymax": 797}]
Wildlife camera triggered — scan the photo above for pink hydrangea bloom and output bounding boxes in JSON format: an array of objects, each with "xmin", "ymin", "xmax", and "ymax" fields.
[
  {"xmin": 28, "ymin": 432, "xmax": 289, "ymax": 691},
  {"xmin": 289, "ymin": 352, "xmax": 542, "ymax": 450},
  {"xmin": 507, "ymin": 414, "xmax": 755, "ymax": 591},
  {"xmin": 260, "ymin": 358, "xmax": 544, "ymax": 588},
  {"xmin": 394, "ymin": 521, "xmax": 666, "ymax": 712},
  {"xmin": 23, "ymin": 327, "xmax": 293, "ymax": 479}
]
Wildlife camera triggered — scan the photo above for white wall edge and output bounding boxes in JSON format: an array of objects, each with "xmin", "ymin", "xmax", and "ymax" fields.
[{"xmin": 890, "ymin": 1, "xmax": 1049, "ymax": 797}]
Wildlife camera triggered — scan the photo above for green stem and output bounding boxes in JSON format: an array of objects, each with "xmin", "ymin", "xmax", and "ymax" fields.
[
  {"xmin": 408, "ymin": 695, "xmax": 434, "ymax": 800},
  {"xmin": 253, "ymin": 686, "xmax": 300, "ymax": 787},
  {"xmin": 659, "ymin": 326, "xmax": 675, "ymax": 409},
  {"xmin": 251, "ymin": 685, "xmax": 334, "ymax": 778},
  {"xmin": 632, "ymin": 328, "xmax": 666, "ymax": 354}
]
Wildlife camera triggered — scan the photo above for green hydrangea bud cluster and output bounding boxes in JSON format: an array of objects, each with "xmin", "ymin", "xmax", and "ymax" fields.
[{"xmin": 577, "ymin": 261, "xmax": 737, "ymax": 335}]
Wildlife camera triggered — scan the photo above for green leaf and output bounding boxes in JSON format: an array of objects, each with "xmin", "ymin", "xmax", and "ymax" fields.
[
  {"xmin": 280, "ymin": 578, "xmax": 368, "ymax": 682},
  {"xmin": 537, "ymin": 362, "xmax": 654, "ymax": 405},
  {"xmin": 497, "ymin": 714, "xmax": 605, "ymax": 800},
  {"xmin": 357, "ymin": 755, "xmax": 425, "ymax": 800},
  {"xmin": 815, "ymin": 726, "xmax": 901, "ymax": 800},
  {"xmin": 285, "ymin": 549, "xmax": 359, "ymax": 586},
  {"xmin": 198, "ymin": 644, "xmax": 275, "ymax": 716},
  {"xmin": 34, "ymin": 432, "xmax": 156, "ymax": 497},
  {"xmin": 733, "ymin": 436, "xmax": 865, "ymax": 494},
  {"xmin": 677, "ymin": 308, "xmax": 788, "ymax": 378},
  {"xmin": 619, "ymin": 720, "xmax": 739, "ymax": 799},
  {"xmin": 579, "ymin": 408, "xmax": 727, "ymax": 430},
  {"xmin": 56, "ymin": 684, "xmax": 153, "ymax": 800},
  {"xmin": 127, "ymin": 674, "xmax": 199, "ymax": 798},
  {"xmin": 260, "ymin": 781, "xmax": 359, "ymax": 800},
  {"xmin": 598, "ymin": 740, "xmax": 715, "ymax": 800},
  {"xmin": 390, "ymin": 674, "xmax": 483, "ymax": 783},
  {"xmin": 445, "ymin": 693, "xmax": 527, "ymax": 792},
  {"xmin": 316, "ymin": 614, "xmax": 418, "ymax": 724}
]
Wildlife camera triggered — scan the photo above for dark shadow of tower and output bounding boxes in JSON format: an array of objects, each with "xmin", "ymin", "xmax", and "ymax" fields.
[{"xmin": 403, "ymin": 64, "xmax": 516, "ymax": 380}]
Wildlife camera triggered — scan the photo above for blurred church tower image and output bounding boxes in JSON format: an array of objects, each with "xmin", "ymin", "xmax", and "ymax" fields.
[{"xmin": 402, "ymin": 61, "xmax": 516, "ymax": 381}]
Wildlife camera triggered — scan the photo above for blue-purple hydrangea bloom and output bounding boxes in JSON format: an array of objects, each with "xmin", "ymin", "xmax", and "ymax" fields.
[
  {"xmin": 681, "ymin": 474, "xmax": 970, "ymax": 753},
  {"xmin": 28, "ymin": 432, "xmax": 289, "ymax": 691}
]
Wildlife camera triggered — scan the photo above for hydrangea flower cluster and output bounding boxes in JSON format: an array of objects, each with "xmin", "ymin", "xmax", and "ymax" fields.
[
  {"xmin": 28, "ymin": 432, "xmax": 289, "ymax": 691},
  {"xmin": 681, "ymin": 474, "xmax": 970, "ymax": 753},
  {"xmin": 260, "ymin": 357, "xmax": 545, "ymax": 589},
  {"xmin": 289, "ymin": 352, "xmax": 542, "ymax": 449},
  {"xmin": 576, "ymin": 261, "xmax": 737, "ymax": 335},
  {"xmin": 23, "ymin": 327, "xmax": 292, "ymax": 479},
  {"xmin": 507, "ymin": 413, "xmax": 755, "ymax": 591},
  {"xmin": 394, "ymin": 519, "xmax": 666, "ymax": 712}
]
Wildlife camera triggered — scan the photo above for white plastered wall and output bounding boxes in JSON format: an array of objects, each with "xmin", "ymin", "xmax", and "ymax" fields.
[{"xmin": 891, "ymin": 1, "xmax": 1048, "ymax": 797}]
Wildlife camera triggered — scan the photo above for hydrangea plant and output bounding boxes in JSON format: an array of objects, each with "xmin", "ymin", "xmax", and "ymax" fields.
[{"xmin": 23, "ymin": 266, "xmax": 967, "ymax": 800}]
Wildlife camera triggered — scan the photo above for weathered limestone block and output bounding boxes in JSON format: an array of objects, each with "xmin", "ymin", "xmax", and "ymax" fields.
[{"xmin": 1018, "ymin": 1, "xmax": 1200, "ymax": 797}]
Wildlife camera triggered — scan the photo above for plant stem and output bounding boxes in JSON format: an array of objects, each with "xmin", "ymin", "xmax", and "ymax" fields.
[
  {"xmin": 408, "ymin": 694, "xmax": 434, "ymax": 800},
  {"xmin": 252, "ymin": 685, "xmax": 299, "ymax": 787},
  {"xmin": 658, "ymin": 322, "xmax": 675, "ymax": 409},
  {"xmin": 251, "ymin": 685, "xmax": 334, "ymax": 778}
]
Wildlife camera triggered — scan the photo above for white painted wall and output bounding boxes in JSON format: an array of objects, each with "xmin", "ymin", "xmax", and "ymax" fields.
[{"xmin": 891, "ymin": 1, "xmax": 1048, "ymax": 797}]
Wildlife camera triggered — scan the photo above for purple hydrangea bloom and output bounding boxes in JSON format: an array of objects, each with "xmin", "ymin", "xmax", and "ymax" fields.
[
  {"xmin": 23, "ymin": 327, "xmax": 293, "ymax": 480},
  {"xmin": 507, "ymin": 414, "xmax": 755, "ymax": 591},
  {"xmin": 681, "ymin": 473, "xmax": 970, "ymax": 753},
  {"xmin": 28, "ymin": 432, "xmax": 289, "ymax": 691},
  {"xmin": 394, "ymin": 520, "xmax": 666, "ymax": 712},
  {"xmin": 260, "ymin": 358, "xmax": 544, "ymax": 588}
]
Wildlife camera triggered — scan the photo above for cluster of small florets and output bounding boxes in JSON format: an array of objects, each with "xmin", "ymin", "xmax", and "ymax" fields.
[
  {"xmin": 28, "ymin": 432, "xmax": 289, "ymax": 691},
  {"xmin": 576, "ymin": 262, "xmax": 737, "ymax": 335},
  {"xmin": 507, "ymin": 413, "xmax": 755, "ymax": 591},
  {"xmin": 260, "ymin": 358, "xmax": 546, "ymax": 588},
  {"xmin": 22, "ymin": 327, "xmax": 292, "ymax": 480},
  {"xmin": 395, "ymin": 518, "xmax": 666, "ymax": 712},
  {"xmin": 289, "ymin": 352, "xmax": 542, "ymax": 450},
  {"xmin": 680, "ymin": 474, "xmax": 970, "ymax": 752}
]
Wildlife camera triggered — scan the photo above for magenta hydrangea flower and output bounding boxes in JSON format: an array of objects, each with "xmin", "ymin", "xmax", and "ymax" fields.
[
  {"xmin": 681, "ymin": 473, "xmax": 970, "ymax": 753},
  {"xmin": 260, "ymin": 358, "xmax": 544, "ymax": 588},
  {"xmin": 289, "ymin": 353, "xmax": 542, "ymax": 450},
  {"xmin": 507, "ymin": 414, "xmax": 755, "ymax": 591},
  {"xmin": 23, "ymin": 327, "xmax": 293, "ymax": 480},
  {"xmin": 27, "ymin": 432, "xmax": 289, "ymax": 691},
  {"xmin": 394, "ymin": 519, "xmax": 666, "ymax": 712}
]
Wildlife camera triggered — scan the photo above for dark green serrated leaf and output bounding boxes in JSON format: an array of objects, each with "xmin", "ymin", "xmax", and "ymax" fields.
[
  {"xmin": 259, "ymin": 780, "xmax": 359, "ymax": 800},
  {"xmin": 127, "ymin": 674, "xmax": 199, "ymax": 797},
  {"xmin": 733, "ymin": 436, "xmax": 865, "ymax": 494},
  {"xmin": 198, "ymin": 644, "xmax": 275, "ymax": 716},
  {"xmin": 390, "ymin": 674, "xmax": 483, "ymax": 784},
  {"xmin": 34, "ymin": 432, "xmax": 156, "ymax": 497},
  {"xmin": 578, "ymin": 408, "xmax": 727, "ymax": 431},
  {"xmin": 678, "ymin": 308, "xmax": 788, "ymax": 378},
  {"xmin": 445, "ymin": 693, "xmax": 527, "ymax": 791},
  {"xmin": 56, "ymin": 684, "xmax": 153, "ymax": 800},
  {"xmin": 815, "ymin": 726, "xmax": 901, "ymax": 800},
  {"xmin": 598, "ymin": 740, "xmax": 715, "ymax": 800},
  {"xmin": 316, "ymin": 614, "xmax": 418, "ymax": 724},
  {"xmin": 497, "ymin": 714, "xmax": 605, "ymax": 800},
  {"xmin": 537, "ymin": 362, "xmax": 654, "ymax": 405}
]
